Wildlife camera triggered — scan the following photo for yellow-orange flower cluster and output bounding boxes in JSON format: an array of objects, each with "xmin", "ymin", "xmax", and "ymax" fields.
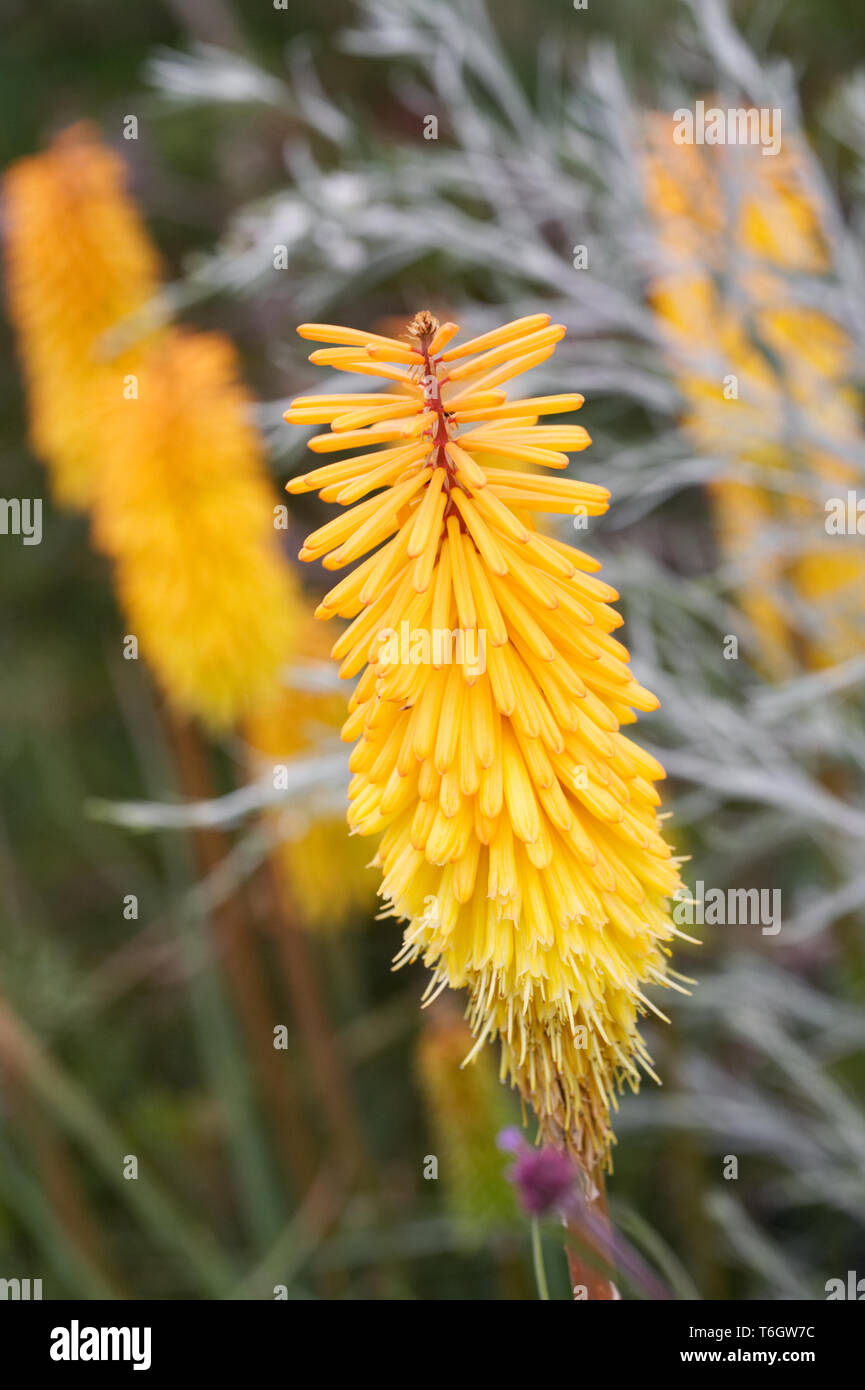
[
  {"xmin": 286, "ymin": 311, "xmax": 685, "ymax": 1168},
  {"xmin": 3, "ymin": 123, "xmax": 161, "ymax": 510},
  {"xmin": 91, "ymin": 330, "xmax": 299, "ymax": 728},
  {"xmin": 4, "ymin": 126, "xmax": 300, "ymax": 729},
  {"xmin": 644, "ymin": 119, "xmax": 865, "ymax": 671}
]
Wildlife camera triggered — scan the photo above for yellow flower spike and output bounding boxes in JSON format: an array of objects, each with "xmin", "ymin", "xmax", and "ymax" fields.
[
  {"xmin": 92, "ymin": 330, "xmax": 300, "ymax": 729},
  {"xmin": 286, "ymin": 310, "xmax": 686, "ymax": 1171},
  {"xmin": 644, "ymin": 116, "xmax": 865, "ymax": 670},
  {"xmin": 244, "ymin": 619, "xmax": 375, "ymax": 932},
  {"xmin": 6, "ymin": 125, "xmax": 303, "ymax": 733},
  {"xmin": 3, "ymin": 124, "xmax": 162, "ymax": 509}
]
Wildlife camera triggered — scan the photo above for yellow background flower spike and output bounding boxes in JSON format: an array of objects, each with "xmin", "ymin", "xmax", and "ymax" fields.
[
  {"xmin": 92, "ymin": 329, "xmax": 300, "ymax": 730},
  {"xmin": 3, "ymin": 123, "xmax": 162, "ymax": 510},
  {"xmin": 644, "ymin": 117, "xmax": 865, "ymax": 674},
  {"xmin": 243, "ymin": 618, "xmax": 376, "ymax": 931},
  {"xmin": 5, "ymin": 126, "xmax": 302, "ymax": 731},
  {"xmin": 287, "ymin": 310, "xmax": 688, "ymax": 1171}
]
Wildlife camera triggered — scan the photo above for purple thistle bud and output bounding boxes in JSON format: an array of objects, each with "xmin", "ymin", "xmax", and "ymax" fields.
[{"xmin": 498, "ymin": 1129, "xmax": 578, "ymax": 1217}]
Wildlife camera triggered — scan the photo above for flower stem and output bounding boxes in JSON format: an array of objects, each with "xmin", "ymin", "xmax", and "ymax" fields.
[
  {"xmin": 564, "ymin": 1168, "xmax": 619, "ymax": 1300},
  {"xmin": 531, "ymin": 1218, "xmax": 551, "ymax": 1300}
]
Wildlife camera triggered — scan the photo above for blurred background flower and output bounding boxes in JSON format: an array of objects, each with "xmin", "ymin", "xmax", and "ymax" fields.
[
  {"xmin": 1, "ymin": 0, "xmax": 864, "ymax": 1300},
  {"xmin": 3, "ymin": 124, "xmax": 163, "ymax": 510}
]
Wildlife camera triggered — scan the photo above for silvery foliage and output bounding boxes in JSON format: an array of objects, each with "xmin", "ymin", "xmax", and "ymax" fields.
[{"xmin": 135, "ymin": 0, "xmax": 865, "ymax": 1294}]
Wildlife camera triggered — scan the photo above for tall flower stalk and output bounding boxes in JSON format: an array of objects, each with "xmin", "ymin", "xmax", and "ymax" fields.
[
  {"xmin": 4, "ymin": 126, "xmax": 301, "ymax": 730},
  {"xmin": 644, "ymin": 122, "xmax": 865, "ymax": 672},
  {"xmin": 286, "ymin": 311, "xmax": 687, "ymax": 1194},
  {"xmin": 91, "ymin": 328, "xmax": 299, "ymax": 729},
  {"xmin": 3, "ymin": 123, "xmax": 161, "ymax": 510}
]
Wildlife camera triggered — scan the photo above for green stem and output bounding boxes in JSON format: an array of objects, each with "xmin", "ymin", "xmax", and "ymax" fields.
[{"xmin": 531, "ymin": 1218, "xmax": 550, "ymax": 1301}]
